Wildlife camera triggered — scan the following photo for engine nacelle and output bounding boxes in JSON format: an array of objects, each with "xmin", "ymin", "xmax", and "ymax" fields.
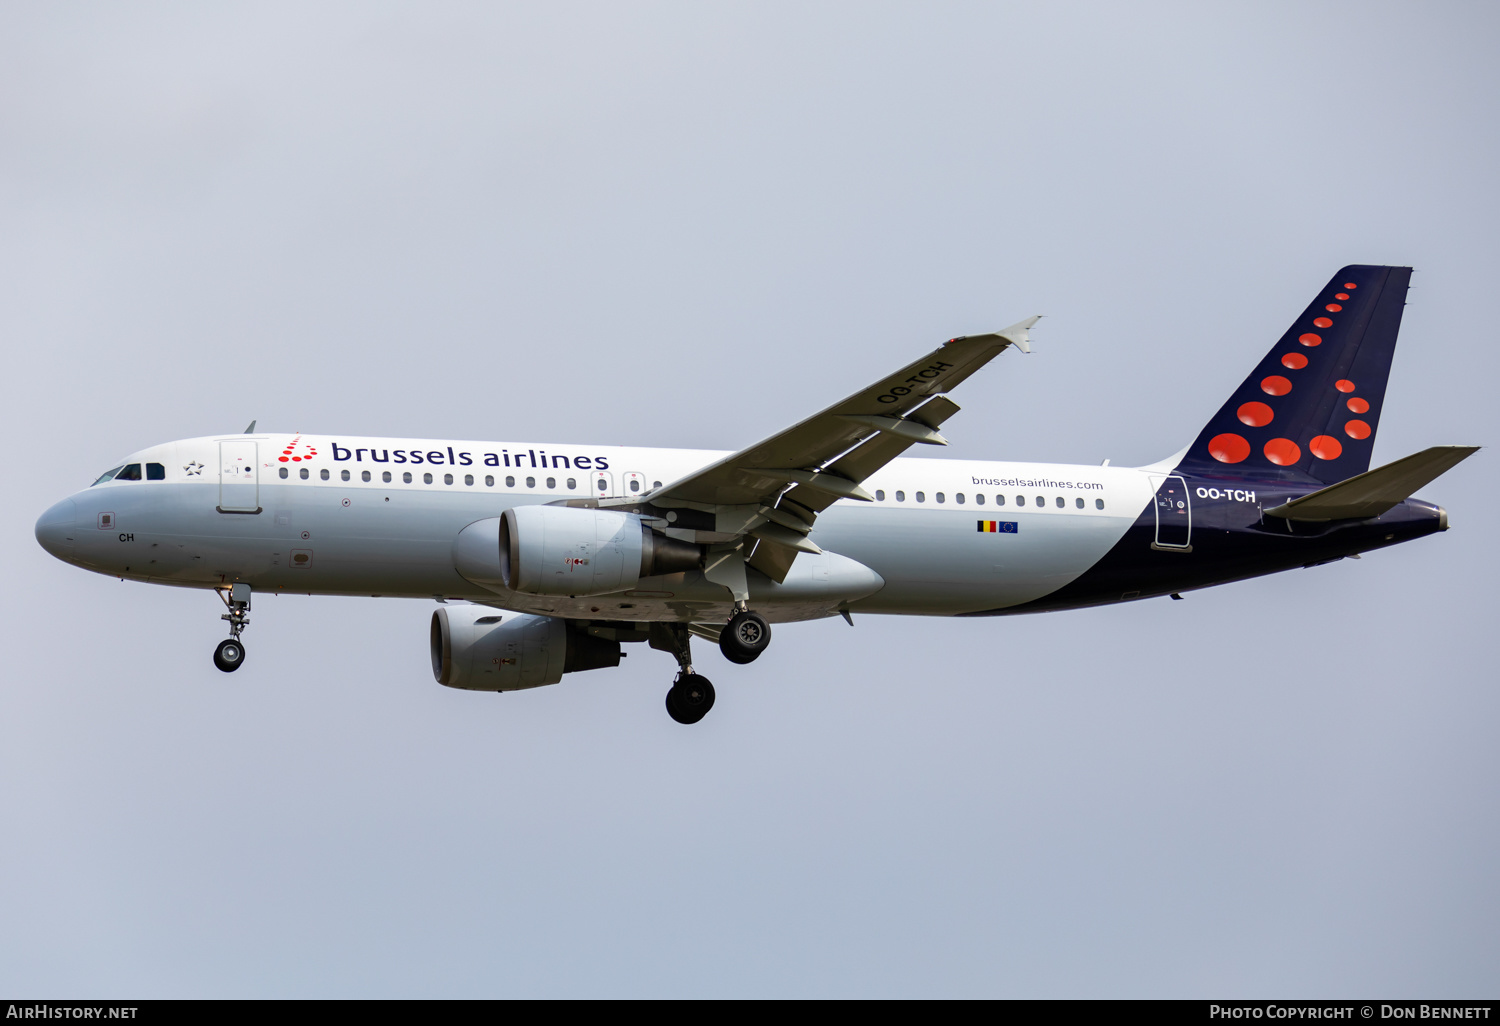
[
  {"xmin": 485, "ymin": 504, "xmax": 701, "ymax": 597},
  {"xmin": 430, "ymin": 605, "xmax": 621, "ymax": 691}
]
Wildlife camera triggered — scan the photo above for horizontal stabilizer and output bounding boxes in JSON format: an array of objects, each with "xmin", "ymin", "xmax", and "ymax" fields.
[{"xmin": 1264, "ymin": 445, "xmax": 1479, "ymax": 521}]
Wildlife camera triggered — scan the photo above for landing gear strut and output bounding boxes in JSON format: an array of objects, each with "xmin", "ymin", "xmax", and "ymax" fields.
[
  {"xmin": 650, "ymin": 623, "xmax": 715, "ymax": 725},
  {"xmin": 214, "ymin": 583, "xmax": 251, "ymax": 673},
  {"xmin": 719, "ymin": 609, "xmax": 771, "ymax": 664}
]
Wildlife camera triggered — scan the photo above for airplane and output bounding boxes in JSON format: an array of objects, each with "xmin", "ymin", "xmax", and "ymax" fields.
[{"xmin": 34, "ymin": 265, "xmax": 1477, "ymax": 724}]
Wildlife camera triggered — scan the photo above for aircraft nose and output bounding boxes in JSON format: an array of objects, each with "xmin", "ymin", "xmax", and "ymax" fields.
[{"xmin": 35, "ymin": 498, "xmax": 78, "ymax": 559}]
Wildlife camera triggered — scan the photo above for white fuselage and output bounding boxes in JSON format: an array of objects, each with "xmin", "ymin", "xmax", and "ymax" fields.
[{"xmin": 46, "ymin": 433, "xmax": 1159, "ymax": 623}]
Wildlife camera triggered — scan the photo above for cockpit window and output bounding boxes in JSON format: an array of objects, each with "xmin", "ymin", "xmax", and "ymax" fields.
[
  {"xmin": 115, "ymin": 464, "xmax": 143, "ymax": 481},
  {"xmin": 146, "ymin": 463, "xmax": 166, "ymax": 480},
  {"xmin": 92, "ymin": 466, "xmax": 124, "ymax": 486}
]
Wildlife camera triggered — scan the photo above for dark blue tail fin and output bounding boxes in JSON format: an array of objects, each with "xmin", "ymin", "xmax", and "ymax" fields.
[{"xmin": 1178, "ymin": 265, "xmax": 1412, "ymax": 484}]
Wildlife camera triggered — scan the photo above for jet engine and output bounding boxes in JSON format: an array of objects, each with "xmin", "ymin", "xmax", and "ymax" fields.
[
  {"xmin": 486, "ymin": 505, "xmax": 701, "ymax": 597},
  {"xmin": 430, "ymin": 605, "xmax": 622, "ymax": 691}
]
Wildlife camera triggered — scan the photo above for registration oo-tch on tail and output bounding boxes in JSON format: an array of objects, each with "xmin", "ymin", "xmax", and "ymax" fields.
[{"xmin": 35, "ymin": 266, "xmax": 1477, "ymax": 723}]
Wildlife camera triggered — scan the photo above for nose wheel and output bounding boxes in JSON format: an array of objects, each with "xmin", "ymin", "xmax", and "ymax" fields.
[
  {"xmin": 214, "ymin": 584, "xmax": 252, "ymax": 674},
  {"xmin": 214, "ymin": 638, "xmax": 246, "ymax": 672}
]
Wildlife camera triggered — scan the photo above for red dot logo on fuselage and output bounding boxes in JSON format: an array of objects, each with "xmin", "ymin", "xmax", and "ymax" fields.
[{"xmin": 278, "ymin": 436, "xmax": 320, "ymax": 463}]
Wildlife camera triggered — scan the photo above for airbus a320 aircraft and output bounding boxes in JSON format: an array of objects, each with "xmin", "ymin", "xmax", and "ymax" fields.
[{"xmin": 35, "ymin": 266, "xmax": 1477, "ymax": 723}]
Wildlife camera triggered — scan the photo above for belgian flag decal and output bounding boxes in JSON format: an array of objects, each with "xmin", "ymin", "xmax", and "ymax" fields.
[{"xmin": 977, "ymin": 520, "xmax": 1018, "ymax": 534}]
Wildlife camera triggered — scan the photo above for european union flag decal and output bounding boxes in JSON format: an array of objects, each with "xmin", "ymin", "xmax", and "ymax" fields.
[{"xmin": 977, "ymin": 520, "xmax": 1018, "ymax": 533}]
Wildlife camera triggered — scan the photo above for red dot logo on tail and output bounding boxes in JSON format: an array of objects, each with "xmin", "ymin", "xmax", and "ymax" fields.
[
  {"xmin": 1309, "ymin": 435, "xmax": 1343, "ymax": 460},
  {"xmin": 1208, "ymin": 433, "xmax": 1250, "ymax": 463},
  {"xmin": 1237, "ymin": 402, "xmax": 1274, "ymax": 427},
  {"xmin": 1261, "ymin": 375, "xmax": 1292, "ymax": 396},
  {"xmin": 1282, "ymin": 353, "xmax": 1309, "ymax": 369},
  {"xmin": 1264, "ymin": 438, "xmax": 1301, "ymax": 465}
]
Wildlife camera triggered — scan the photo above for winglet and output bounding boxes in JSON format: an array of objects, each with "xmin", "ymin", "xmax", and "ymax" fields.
[
  {"xmin": 948, "ymin": 316, "xmax": 1041, "ymax": 355},
  {"xmin": 997, "ymin": 315, "xmax": 1041, "ymax": 354},
  {"xmin": 243, "ymin": 420, "xmax": 257, "ymax": 434}
]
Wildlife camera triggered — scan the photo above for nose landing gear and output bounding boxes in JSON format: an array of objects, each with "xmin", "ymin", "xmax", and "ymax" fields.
[
  {"xmin": 214, "ymin": 583, "xmax": 251, "ymax": 673},
  {"xmin": 213, "ymin": 638, "xmax": 246, "ymax": 672}
]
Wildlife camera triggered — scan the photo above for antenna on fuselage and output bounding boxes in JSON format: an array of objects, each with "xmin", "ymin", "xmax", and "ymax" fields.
[{"xmin": 243, "ymin": 420, "xmax": 257, "ymax": 434}]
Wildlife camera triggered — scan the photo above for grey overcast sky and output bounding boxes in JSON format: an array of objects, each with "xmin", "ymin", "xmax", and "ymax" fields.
[{"xmin": 2, "ymin": 2, "xmax": 1497, "ymax": 997}]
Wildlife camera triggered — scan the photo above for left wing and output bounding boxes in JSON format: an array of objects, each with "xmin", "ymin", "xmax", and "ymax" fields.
[{"xmin": 637, "ymin": 317, "xmax": 1039, "ymax": 584}]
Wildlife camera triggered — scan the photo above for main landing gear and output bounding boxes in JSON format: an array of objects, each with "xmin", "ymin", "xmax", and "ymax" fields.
[
  {"xmin": 719, "ymin": 609, "xmax": 771, "ymax": 664},
  {"xmin": 214, "ymin": 583, "xmax": 251, "ymax": 673},
  {"xmin": 650, "ymin": 622, "xmax": 716, "ymax": 725},
  {"xmin": 649, "ymin": 608, "xmax": 773, "ymax": 724},
  {"xmin": 666, "ymin": 672, "xmax": 715, "ymax": 725}
]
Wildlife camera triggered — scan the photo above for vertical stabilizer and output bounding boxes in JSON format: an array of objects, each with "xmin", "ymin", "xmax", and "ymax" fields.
[{"xmin": 1178, "ymin": 265, "xmax": 1411, "ymax": 484}]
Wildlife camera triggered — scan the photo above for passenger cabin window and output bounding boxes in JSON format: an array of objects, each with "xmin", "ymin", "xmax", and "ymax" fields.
[
  {"xmin": 485, "ymin": 475, "xmax": 494, "ymax": 486},
  {"xmin": 916, "ymin": 491, "xmax": 926, "ymax": 503},
  {"xmin": 546, "ymin": 477, "xmax": 556, "ymax": 489},
  {"xmin": 116, "ymin": 464, "xmax": 142, "ymax": 481},
  {"xmin": 321, "ymin": 469, "xmax": 330, "ymax": 480},
  {"xmin": 146, "ymin": 463, "xmax": 165, "ymax": 480},
  {"xmin": 443, "ymin": 473, "xmax": 454, "ymax": 485},
  {"xmin": 975, "ymin": 494, "xmax": 985, "ymax": 505},
  {"xmin": 382, "ymin": 471, "xmax": 392, "ymax": 483},
  {"xmin": 955, "ymin": 493, "xmax": 965, "ymax": 504},
  {"xmin": 995, "ymin": 494, "xmax": 1005, "ymax": 506},
  {"xmin": 1035, "ymin": 495, "xmax": 1045, "ymax": 507},
  {"xmin": 1015, "ymin": 495, "xmax": 1025, "ymax": 506},
  {"xmin": 362, "ymin": 470, "xmax": 372, "ymax": 482},
  {"xmin": 567, "ymin": 478, "xmax": 577, "ymax": 490},
  {"xmin": 936, "ymin": 492, "xmax": 945, "ymax": 503},
  {"xmin": 341, "ymin": 469, "xmax": 351, "ymax": 482},
  {"xmin": 895, "ymin": 490, "xmax": 905, "ymax": 502},
  {"xmin": 278, "ymin": 467, "xmax": 288, "ymax": 479},
  {"xmin": 1055, "ymin": 496, "xmax": 1064, "ymax": 508},
  {"xmin": 423, "ymin": 473, "xmax": 433, "ymax": 484},
  {"xmin": 653, "ymin": 481, "xmax": 662, "ymax": 489},
  {"xmin": 92, "ymin": 466, "xmax": 124, "ymax": 486},
  {"xmin": 1095, "ymin": 498, "xmax": 1105, "ymax": 510},
  {"xmin": 300, "ymin": 467, "xmax": 310, "ymax": 479},
  {"xmin": 1075, "ymin": 497, "xmax": 1084, "ymax": 509},
  {"xmin": 505, "ymin": 476, "xmax": 515, "ymax": 487},
  {"xmin": 403, "ymin": 472, "xmax": 413, "ymax": 484},
  {"xmin": 629, "ymin": 479, "xmax": 640, "ymax": 492},
  {"xmin": 875, "ymin": 489, "xmax": 886, "ymax": 501},
  {"xmin": 464, "ymin": 474, "xmax": 474, "ymax": 486},
  {"xmin": 526, "ymin": 477, "xmax": 536, "ymax": 488}
]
